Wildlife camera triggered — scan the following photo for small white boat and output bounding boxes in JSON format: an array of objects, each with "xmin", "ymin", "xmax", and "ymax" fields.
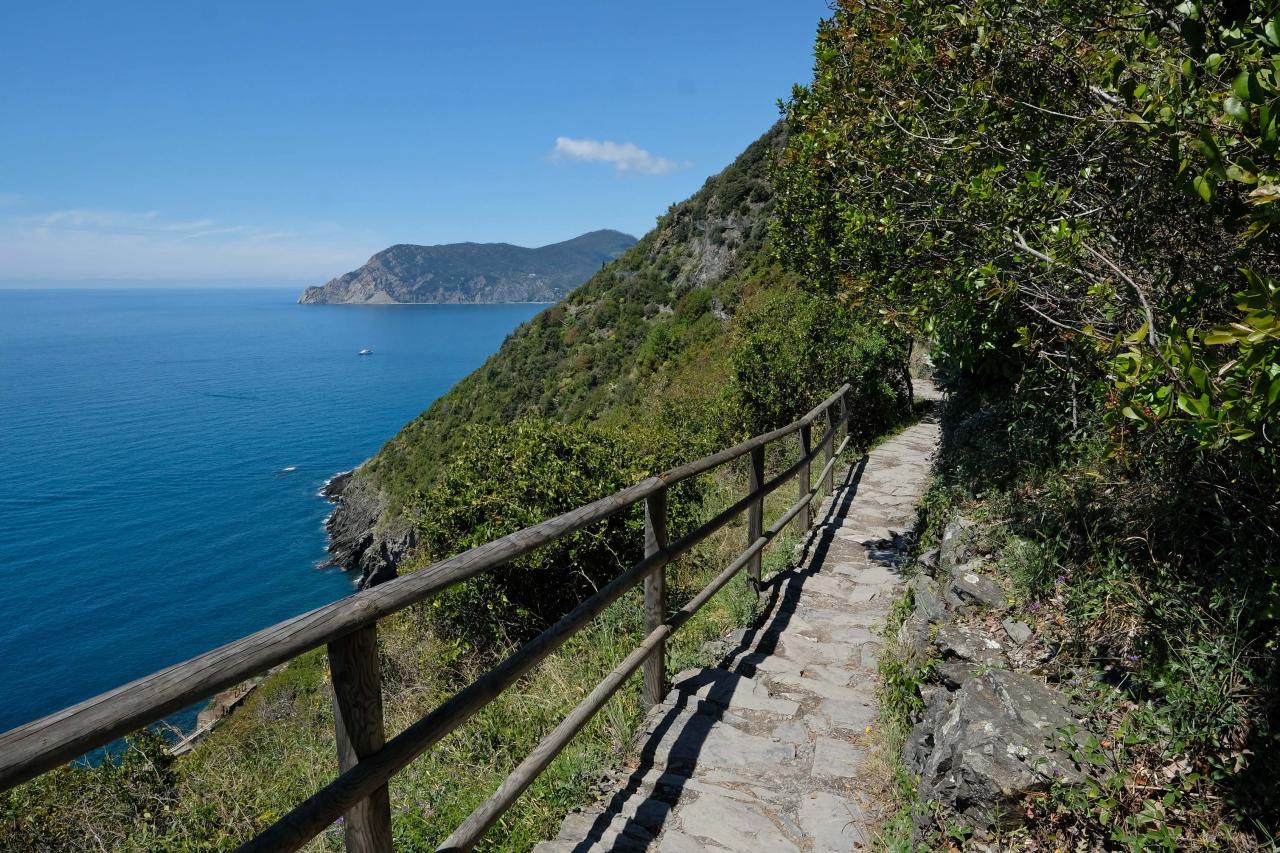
[{"xmin": 358, "ymin": 348, "xmax": 373, "ymax": 356}]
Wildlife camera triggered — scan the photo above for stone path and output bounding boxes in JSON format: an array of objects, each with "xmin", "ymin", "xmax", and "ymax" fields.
[{"xmin": 534, "ymin": 418, "xmax": 941, "ymax": 853}]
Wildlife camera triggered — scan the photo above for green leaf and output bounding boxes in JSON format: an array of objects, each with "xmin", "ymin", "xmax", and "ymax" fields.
[
  {"xmin": 1125, "ymin": 322, "xmax": 1150, "ymax": 343},
  {"xmin": 1227, "ymin": 163, "xmax": 1258, "ymax": 184},
  {"xmin": 1234, "ymin": 71, "xmax": 1254, "ymax": 101},
  {"xmin": 1188, "ymin": 364, "xmax": 1208, "ymax": 392},
  {"xmin": 1267, "ymin": 19, "xmax": 1280, "ymax": 47},
  {"xmin": 1193, "ymin": 174, "xmax": 1214, "ymax": 202},
  {"xmin": 1204, "ymin": 329, "xmax": 1237, "ymax": 345},
  {"xmin": 1224, "ymin": 97, "xmax": 1250, "ymax": 122}
]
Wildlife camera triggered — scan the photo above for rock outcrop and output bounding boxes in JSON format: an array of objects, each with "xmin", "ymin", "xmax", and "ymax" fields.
[
  {"xmin": 901, "ymin": 513, "xmax": 1099, "ymax": 835},
  {"xmin": 907, "ymin": 669, "xmax": 1084, "ymax": 830},
  {"xmin": 321, "ymin": 469, "xmax": 415, "ymax": 588}
]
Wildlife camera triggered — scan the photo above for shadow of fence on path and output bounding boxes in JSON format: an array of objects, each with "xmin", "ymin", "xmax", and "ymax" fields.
[{"xmin": 564, "ymin": 455, "xmax": 903, "ymax": 851}]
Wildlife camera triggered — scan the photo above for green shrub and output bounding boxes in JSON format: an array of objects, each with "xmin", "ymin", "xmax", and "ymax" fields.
[
  {"xmin": 774, "ymin": 1, "xmax": 1280, "ymax": 839},
  {"xmin": 729, "ymin": 281, "xmax": 911, "ymax": 440},
  {"xmin": 409, "ymin": 418, "xmax": 702, "ymax": 647}
]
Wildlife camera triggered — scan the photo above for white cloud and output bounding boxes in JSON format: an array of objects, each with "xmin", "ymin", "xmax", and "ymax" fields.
[
  {"xmin": 552, "ymin": 136, "xmax": 685, "ymax": 175},
  {"xmin": 0, "ymin": 206, "xmax": 382, "ymax": 282}
]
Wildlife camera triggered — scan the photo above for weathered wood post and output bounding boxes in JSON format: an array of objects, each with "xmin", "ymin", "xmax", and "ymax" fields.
[
  {"xmin": 747, "ymin": 445, "xmax": 765, "ymax": 592},
  {"xmin": 797, "ymin": 423, "xmax": 812, "ymax": 534},
  {"xmin": 840, "ymin": 389, "xmax": 851, "ymax": 446},
  {"xmin": 328, "ymin": 626, "xmax": 393, "ymax": 853},
  {"xmin": 822, "ymin": 405, "xmax": 836, "ymax": 496},
  {"xmin": 642, "ymin": 488, "xmax": 669, "ymax": 706}
]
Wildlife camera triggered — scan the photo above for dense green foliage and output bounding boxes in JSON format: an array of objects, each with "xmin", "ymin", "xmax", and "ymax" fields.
[
  {"xmin": 775, "ymin": 0, "xmax": 1280, "ymax": 843},
  {"xmin": 408, "ymin": 418, "xmax": 701, "ymax": 646},
  {"xmin": 730, "ymin": 285, "xmax": 908, "ymax": 438}
]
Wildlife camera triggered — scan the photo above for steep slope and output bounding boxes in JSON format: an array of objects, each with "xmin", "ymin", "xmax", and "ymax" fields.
[
  {"xmin": 321, "ymin": 124, "xmax": 811, "ymax": 584},
  {"xmin": 298, "ymin": 229, "xmax": 636, "ymax": 304}
]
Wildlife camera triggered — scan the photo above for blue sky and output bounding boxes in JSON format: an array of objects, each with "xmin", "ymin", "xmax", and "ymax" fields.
[{"xmin": 0, "ymin": 1, "xmax": 830, "ymax": 284}]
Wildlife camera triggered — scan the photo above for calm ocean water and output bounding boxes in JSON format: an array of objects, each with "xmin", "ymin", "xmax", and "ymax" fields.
[{"xmin": 0, "ymin": 289, "xmax": 542, "ymax": 735}]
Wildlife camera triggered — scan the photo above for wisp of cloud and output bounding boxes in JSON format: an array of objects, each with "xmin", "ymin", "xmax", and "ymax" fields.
[{"xmin": 552, "ymin": 137, "xmax": 684, "ymax": 175}]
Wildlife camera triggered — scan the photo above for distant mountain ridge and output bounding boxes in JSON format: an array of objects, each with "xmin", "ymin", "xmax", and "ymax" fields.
[{"xmin": 298, "ymin": 229, "xmax": 636, "ymax": 304}]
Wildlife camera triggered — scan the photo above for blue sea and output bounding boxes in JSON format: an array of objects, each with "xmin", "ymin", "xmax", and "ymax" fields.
[{"xmin": 0, "ymin": 289, "xmax": 542, "ymax": 736}]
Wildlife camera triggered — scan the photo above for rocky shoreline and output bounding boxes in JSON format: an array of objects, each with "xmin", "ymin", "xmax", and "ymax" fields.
[{"xmin": 319, "ymin": 466, "xmax": 414, "ymax": 589}]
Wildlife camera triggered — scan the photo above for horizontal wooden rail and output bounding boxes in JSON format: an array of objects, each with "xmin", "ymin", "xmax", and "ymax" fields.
[
  {"xmin": 237, "ymin": 413, "xmax": 852, "ymax": 852},
  {"xmin": 0, "ymin": 382, "xmax": 857, "ymax": 853},
  {"xmin": 439, "ymin": 431, "xmax": 853, "ymax": 851}
]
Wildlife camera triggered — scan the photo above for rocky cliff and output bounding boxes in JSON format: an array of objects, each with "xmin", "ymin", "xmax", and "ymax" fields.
[
  {"xmin": 319, "ymin": 469, "xmax": 415, "ymax": 588},
  {"xmin": 297, "ymin": 230, "xmax": 636, "ymax": 304}
]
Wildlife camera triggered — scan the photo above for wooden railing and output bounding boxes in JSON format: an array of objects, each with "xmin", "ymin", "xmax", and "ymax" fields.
[{"xmin": 0, "ymin": 385, "xmax": 855, "ymax": 852}]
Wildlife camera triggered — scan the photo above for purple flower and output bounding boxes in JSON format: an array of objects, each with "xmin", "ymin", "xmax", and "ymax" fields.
[
  {"xmin": 1029, "ymin": 602, "xmax": 1041, "ymax": 613},
  {"xmin": 1055, "ymin": 575, "xmax": 1066, "ymax": 586},
  {"xmin": 1125, "ymin": 653, "xmax": 1140, "ymax": 663}
]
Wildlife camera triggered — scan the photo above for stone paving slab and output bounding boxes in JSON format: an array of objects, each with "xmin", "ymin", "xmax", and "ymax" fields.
[{"xmin": 534, "ymin": 418, "xmax": 940, "ymax": 852}]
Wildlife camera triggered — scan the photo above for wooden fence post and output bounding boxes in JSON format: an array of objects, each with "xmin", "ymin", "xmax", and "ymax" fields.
[
  {"xmin": 747, "ymin": 445, "xmax": 765, "ymax": 592},
  {"xmin": 642, "ymin": 489, "xmax": 669, "ymax": 707},
  {"xmin": 822, "ymin": 407, "xmax": 836, "ymax": 496},
  {"xmin": 328, "ymin": 626, "xmax": 393, "ymax": 853},
  {"xmin": 797, "ymin": 424, "xmax": 812, "ymax": 534},
  {"xmin": 840, "ymin": 390, "xmax": 851, "ymax": 446}
]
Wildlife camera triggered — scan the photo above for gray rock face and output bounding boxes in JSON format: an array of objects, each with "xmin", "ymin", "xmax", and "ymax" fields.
[
  {"xmin": 897, "ymin": 611, "xmax": 932, "ymax": 668},
  {"xmin": 905, "ymin": 670, "xmax": 1086, "ymax": 830},
  {"xmin": 321, "ymin": 469, "xmax": 414, "ymax": 588},
  {"xmin": 935, "ymin": 622, "xmax": 1006, "ymax": 665},
  {"xmin": 1002, "ymin": 619, "xmax": 1034, "ymax": 645},
  {"xmin": 945, "ymin": 567, "xmax": 1010, "ymax": 611},
  {"xmin": 909, "ymin": 575, "xmax": 947, "ymax": 622},
  {"xmin": 938, "ymin": 516, "xmax": 980, "ymax": 574}
]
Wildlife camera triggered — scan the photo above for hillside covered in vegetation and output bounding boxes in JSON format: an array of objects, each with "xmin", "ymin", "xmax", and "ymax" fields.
[
  {"xmin": 323, "ymin": 124, "xmax": 911, "ymax": 587},
  {"xmin": 297, "ymin": 230, "xmax": 636, "ymax": 304},
  {"xmin": 773, "ymin": 0, "xmax": 1279, "ymax": 846}
]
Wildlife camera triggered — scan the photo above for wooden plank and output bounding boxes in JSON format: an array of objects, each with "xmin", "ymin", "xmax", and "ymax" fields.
[
  {"xmin": 797, "ymin": 424, "xmax": 812, "ymax": 532},
  {"xmin": 328, "ymin": 626, "xmax": 392, "ymax": 853},
  {"xmin": 642, "ymin": 489, "xmax": 668, "ymax": 707},
  {"xmin": 822, "ymin": 406, "xmax": 836, "ymax": 495},
  {"xmin": 839, "ymin": 390, "xmax": 850, "ymax": 447},
  {"xmin": 747, "ymin": 445, "xmax": 765, "ymax": 590}
]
